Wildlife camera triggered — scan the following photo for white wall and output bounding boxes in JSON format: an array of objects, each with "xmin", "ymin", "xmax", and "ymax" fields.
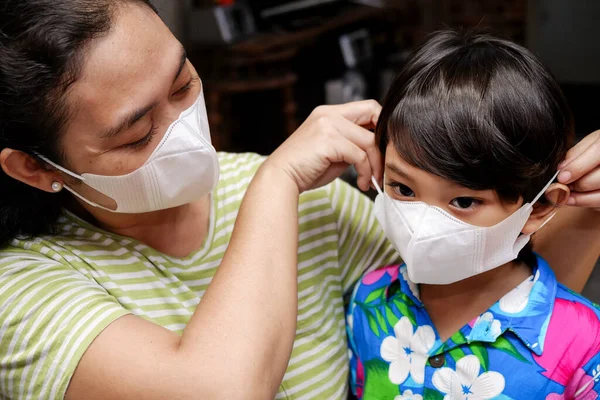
[{"xmin": 527, "ymin": 0, "xmax": 600, "ymax": 84}]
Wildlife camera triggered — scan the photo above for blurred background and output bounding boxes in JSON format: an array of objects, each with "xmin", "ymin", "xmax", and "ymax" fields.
[{"xmin": 153, "ymin": 0, "xmax": 600, "ymax": 301}]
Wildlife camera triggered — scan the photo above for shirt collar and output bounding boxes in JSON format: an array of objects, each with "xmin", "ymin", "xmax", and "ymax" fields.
[{"xmin": 397, "ymin": 255, "xmax": 557, "ymax": 356}]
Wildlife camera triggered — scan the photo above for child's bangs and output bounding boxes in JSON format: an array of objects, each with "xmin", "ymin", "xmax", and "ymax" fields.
[{"xmin": 384, "ymin": 82, "xmax": 519, "ymax": 196}]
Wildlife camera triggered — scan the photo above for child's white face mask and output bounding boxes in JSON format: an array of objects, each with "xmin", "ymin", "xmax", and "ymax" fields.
[
  {"xmin": 37, "ymin": 91, "xmax": 219, "ymax": 214},
  {"xmin": 372, "ymin": 172, "xmax": 559, "ymax": 285}
]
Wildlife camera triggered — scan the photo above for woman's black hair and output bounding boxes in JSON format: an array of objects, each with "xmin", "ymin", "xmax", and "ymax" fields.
[
  {"xmin": 376, "ymin": 30, "xmax": 574, "ymax": 267},
  {"xmin": 0, "ymin": 0, "xmax": 157, "ymax": 248}
]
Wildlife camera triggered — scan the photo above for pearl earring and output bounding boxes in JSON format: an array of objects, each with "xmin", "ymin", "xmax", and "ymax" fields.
[{"xmin": 51, "ymin": 182, "xmax": 63, "ymax": 192}]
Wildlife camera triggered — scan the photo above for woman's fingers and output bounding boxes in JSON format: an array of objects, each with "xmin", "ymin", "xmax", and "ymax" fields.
[
  {"xmin": 314, "ymin": 100, "xmax": 382, "ymax": 128},
  {"xmin": 570, "ymin": 167, "xmax": 600, "ymax": 193},
  {"xmin": 266, "ymin": 100, "xmax": 384, "ymax": 193},
  {"xmin": 567, "ymin": 189, "xmax": 600, "ymax": 210},
  {"xmin": 562, "ymin": 130, "xmax": 600, "ymax": 167},
  {"xmin": 333, "ymin": 115, "xmax": 382, "ymax": 183},
  {"xmin": 558, "ymin": 134, "xmax": 600, "ymax": 185},
  {"xmin": 328, "ymin": 135, "xmax": 373, "ymax": 191}
]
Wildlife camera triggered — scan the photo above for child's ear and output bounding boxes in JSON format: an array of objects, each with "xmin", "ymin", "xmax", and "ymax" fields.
[{"xmin": 522, "ymin": 183, "xmax": 570, "ymax": 234}]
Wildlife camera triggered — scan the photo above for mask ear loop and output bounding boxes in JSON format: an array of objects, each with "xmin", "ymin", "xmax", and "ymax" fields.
[
  {"xmin": 371, "ymin": 176, "xmax": 383, "ymax": 195},
  {"xmin": 529, "ymin": 170, "xmax": 562, "ymax": 234},
  {"xmin": 530, "ymin": 170, "xmax": 561, "ymax": 205},
  {"xmin": 35, "ymin": 153, "xmax": 85, "ymax": 181},
  {"xmin": 34, "ymin": 153, "xmax": 116, "ymax": 212}
]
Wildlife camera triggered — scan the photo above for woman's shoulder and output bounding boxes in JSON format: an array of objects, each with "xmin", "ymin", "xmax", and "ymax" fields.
[
  {"xmin": 216, "ymin": 151, "xmax": 343, "ymax": 205},
  {"xmin": 217, "ymin": 152, "xmax": 265, "ymax": 180},
  {"xmin": 0, "ymin": 212, "xmax": 120, "ymax": 271}
]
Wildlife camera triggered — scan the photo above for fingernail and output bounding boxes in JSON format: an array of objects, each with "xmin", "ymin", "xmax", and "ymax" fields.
[
  {"xmin": 558, "ymin": 171, "xmax": 571, "ymax": 183},
  {"xmin": 567, "ymin": 196, "xmax": 576, "ymax": 205}
]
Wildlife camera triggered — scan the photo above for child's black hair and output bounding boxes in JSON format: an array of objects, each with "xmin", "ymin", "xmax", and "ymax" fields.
[{"xmin": 376, "ymin": 30, "xmax": 574, "ymax": 266}]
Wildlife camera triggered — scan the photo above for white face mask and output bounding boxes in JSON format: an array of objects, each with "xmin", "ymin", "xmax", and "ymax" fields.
[
  {"xmin": 372, "ymin": 172, "xmax": 559, "ymax": 285},
  {"xmin": 37, "ymin": 91, "xmax": 220, "ymax": 214}
]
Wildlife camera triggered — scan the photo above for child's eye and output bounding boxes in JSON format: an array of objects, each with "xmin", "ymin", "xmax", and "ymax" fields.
[
  {"xmin": 450, "ymin": 197, "xmax": 480, "ymax": 210},
  {"xmin": 390, "ymin": 183, "xmax": 415, "ymax": 198}
]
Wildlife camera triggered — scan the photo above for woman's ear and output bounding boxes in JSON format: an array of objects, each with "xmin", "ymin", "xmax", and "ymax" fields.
[
  {"xmin": 522, "ymin": 183, "xmax": 570, "ymax": 234},
  {"xmin": 0, "ymin": 148, "xmax": 63, "ymax": 193}
]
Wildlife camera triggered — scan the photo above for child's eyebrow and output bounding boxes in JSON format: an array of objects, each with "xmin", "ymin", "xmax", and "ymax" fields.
[{"xmin": 385, "ymin": 163, "xmax": 411, "ymax": 180}]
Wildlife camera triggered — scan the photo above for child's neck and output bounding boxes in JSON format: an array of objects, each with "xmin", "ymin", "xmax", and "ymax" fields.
[{"xmin": 420, "ymin": 260, "xmax": 533, "ymax": 342}]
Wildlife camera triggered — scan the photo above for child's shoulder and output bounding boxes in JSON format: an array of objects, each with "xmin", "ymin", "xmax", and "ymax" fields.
[
  {"xmin": 537, "ymin": 283, "xmax": 600, "ymax": 383},
  {"xmin": 542, "ymin": 282, "xmax": 600, "ymax": 356}
]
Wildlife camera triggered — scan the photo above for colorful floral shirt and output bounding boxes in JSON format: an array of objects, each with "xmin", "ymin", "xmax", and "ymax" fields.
[{"xmin": 347, "ymin": 256, "xmax": 600, "ymax": 399}]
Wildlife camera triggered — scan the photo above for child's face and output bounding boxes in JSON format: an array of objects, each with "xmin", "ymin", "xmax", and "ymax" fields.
[{"xmin": 383, "ymin": 143, "xmax": 549, "ymax": 229}]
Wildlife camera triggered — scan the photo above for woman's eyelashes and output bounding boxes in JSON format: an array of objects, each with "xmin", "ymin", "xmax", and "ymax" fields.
[
  {"xmin": 122, "ymin": 76, "xmax": 199, "ymax": 151},
  {"xmin": 173, "ymin": 76, "xmax": 199, "ymax": 97},
  {"xmin": 124, "ymin": 125, "xmax": 159, "ymax": 150}
]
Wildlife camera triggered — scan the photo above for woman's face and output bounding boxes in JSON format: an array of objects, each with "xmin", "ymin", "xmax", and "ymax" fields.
[{"xmin": 58, "ymin": 3, "xmax": 202, "ymax": 209}]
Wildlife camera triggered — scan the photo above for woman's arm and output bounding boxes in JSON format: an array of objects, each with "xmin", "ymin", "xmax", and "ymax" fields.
[
  {"xmin": 536, "ymin": 130, "xmax": 600, "ymax": 291},
  {"xmin": 534, "ymin": 206, "xmax": 600, "ymax": 291},
  {"xmin": 66, "ymin": 101, "xmax": 382, "ymax": 400}
]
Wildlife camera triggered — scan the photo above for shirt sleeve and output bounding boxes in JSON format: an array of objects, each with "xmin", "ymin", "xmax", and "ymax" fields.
[
  {"xmin": 346, "ymin": 282, "xmax": 363, "ymax": 399},
  {"xmin": 326, "ymin": 178, "xmax": 402, "ymax": 295},
  {"xmin": 0, "ymin": 250, "xmax": 130, "ymax": 400}
]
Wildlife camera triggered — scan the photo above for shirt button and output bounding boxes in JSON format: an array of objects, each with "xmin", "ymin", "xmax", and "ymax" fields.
[{"xmin": 429, "ymin": 354, "xmax": 445, "ymax": 368}]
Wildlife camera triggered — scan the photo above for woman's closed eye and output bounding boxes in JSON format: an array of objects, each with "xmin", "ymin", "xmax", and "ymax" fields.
[
  {"xmin": 450, "ymin": 197, "xmax": 482, "ymax": 210},
  {"xmin": 173, "ymin": 76, "xmax": 199, "ymax": 97},
  {"xmin": 124, "ymin": 125, "xmax": 158, "ymax": 150}
]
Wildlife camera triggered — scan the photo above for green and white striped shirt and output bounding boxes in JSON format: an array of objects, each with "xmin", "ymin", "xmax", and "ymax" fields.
[{"xmin": 0, "ymin": 152, "xmax": 399, "ymax": 399}]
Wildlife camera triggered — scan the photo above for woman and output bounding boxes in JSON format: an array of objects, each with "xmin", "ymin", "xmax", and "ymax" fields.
[{"xmin": 0, "ymin": 1, "xmax": 598, "ymax": 399}]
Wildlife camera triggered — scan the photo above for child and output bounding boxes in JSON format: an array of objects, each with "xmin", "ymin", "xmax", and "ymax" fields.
[{"xmin": 347, "ymin": 30, "xmax": 600, "ymax": 400}]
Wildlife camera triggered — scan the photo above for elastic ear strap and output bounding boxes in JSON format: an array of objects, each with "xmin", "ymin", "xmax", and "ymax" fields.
[
  {"xmin": 534, "ymin": 211, "xmax": 557, "ymax": 233},
  {"xmin": 531, "ymin": 170, "xmax": 561, "ymax": 205},
  {"xmin": 371, "ymin": 176, "xmax": 383, "ymax": 195},
  {"xmin": 34, "ymin": 153, "xmax": 85, "ymax": 181},
  {"xmin": 62, "ymin": 185, "xmax": 115, "ymax": 212}
]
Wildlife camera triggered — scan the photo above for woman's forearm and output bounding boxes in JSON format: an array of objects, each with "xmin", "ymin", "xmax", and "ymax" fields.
[
  {"xmin": 65, "ymin": 101, "xmax": 382, "ymax": 400},
  {"xmin": 180, "ymin": 164, "xmax": 300, "ymax": 398},
  {"xmin": 534, "ymin": 206, "xmax": 600, "ymax": 292}
]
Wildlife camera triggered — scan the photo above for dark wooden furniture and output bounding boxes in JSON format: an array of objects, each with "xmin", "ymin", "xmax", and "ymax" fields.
[{"xmin": 190, "ymin": 4, "xmax": 391, "ymax": 152}]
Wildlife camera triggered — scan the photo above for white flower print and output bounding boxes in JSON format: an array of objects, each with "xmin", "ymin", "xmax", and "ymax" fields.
[
  {"xmin": 432, "ymin": 355, "xmax": 505, "ymax": 400},
  {"xmin": 395, "ymin": 389, "xmax": 423, "ymax": 400},
  {"xmin": 380, "ymin": 317, "xmax": 435, "ymax": 385},
  {"xmin": 498, "ymin": 269, "xmax": 540, "ymax": 314},
  {"xmin": 470, "ymin": 312, "xmax": 502, "ymax": 341}
]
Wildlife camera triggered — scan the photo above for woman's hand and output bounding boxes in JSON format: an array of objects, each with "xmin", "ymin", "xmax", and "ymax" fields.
[
  {"xmin": 539, "ymin": 129, "xmax": 600, "ymax": 292},
  {"xmin": 265, "ymin": 100, "xmax": 383, "ymax": 193},
  {"xmin": 559, "ymin": 130, "xmax": 600, "ymax": 210}
]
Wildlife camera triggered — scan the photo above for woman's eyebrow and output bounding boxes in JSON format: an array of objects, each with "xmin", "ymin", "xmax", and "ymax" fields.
[
  {"xmin": 98, "ymin": 46, "xmax": 187, "ymax": 140},
  {"xmin": 172, "ymin": 46, "xmax": 187, "ymax": 84},
  {"xmin": 99, "ymin": 102, "xmax": 157, "ymax": 139}
]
